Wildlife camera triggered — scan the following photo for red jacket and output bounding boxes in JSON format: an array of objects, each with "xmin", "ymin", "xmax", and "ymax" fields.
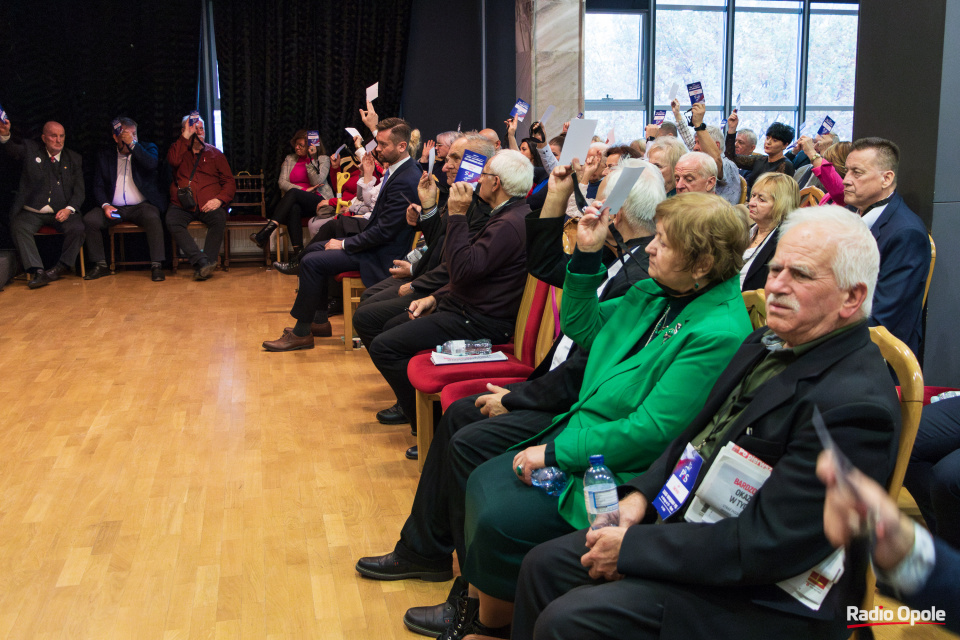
[{"xmin": 167, "ymin": 136, "xmax": 236, "ymax": 209}]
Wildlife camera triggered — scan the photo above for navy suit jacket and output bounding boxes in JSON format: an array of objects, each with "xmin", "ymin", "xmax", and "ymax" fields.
[
  {"xmin": 342, "ymin": 156, "xmax": 419, "ymax": 286},
  {"xmin": 897, "ymin": 537, "xmax": 960, "ymax": 633},
  {"xmin": 92, "ymin": 142, "xmax": 166, "ymax": 210},
  {"xmin": 869, "ymin": 192, "xmax": 930, "ymax": 356},
  {"xmin": 3, "ymin": 138, "xmax": 84, "ymax": 215}
]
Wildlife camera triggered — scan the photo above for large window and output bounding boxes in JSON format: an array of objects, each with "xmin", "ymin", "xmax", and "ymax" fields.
[{"xmin": 584, "ymin": 0, "xmax": 858, "ymax": 145}]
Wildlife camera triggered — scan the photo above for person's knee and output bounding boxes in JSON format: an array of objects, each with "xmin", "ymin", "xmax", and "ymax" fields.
[{"xmin": 931, "ymin": 459, "xmax": 960, "ymax": 498}]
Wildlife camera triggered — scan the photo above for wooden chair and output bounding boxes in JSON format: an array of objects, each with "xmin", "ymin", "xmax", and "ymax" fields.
[
  {"xmin": 35, "ymin": 226, "xmax": 85, "ymax": 278},
  {"xmin": 223, "ymin": 172, "xmax": 270, "ymax": 269},
  {"xmin": 924, "ymin": 234, "xmax": 936, "ymax": 308},
  {"xmin": 741, "ymin": 289, "xmax": 767, "ymax": 330},
  {"xmin": 738, "ymin": 175, "xmax": 748, "ymax": 204},
  {"xmin": 798, "ymin": 186, "xmax": 824, "ymax": 208},
  {"xmin": 853, "ymin": 326, "xmax": 924, "ymax": 630},
  {"xmin": 108, "ymin": 223, "xmax": 152, "ymax": 272}
]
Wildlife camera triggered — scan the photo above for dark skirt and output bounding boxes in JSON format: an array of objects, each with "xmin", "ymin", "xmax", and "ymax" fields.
[{"xmin": 463, "ymin": 450, "xmax": 576, "ymax": 601}]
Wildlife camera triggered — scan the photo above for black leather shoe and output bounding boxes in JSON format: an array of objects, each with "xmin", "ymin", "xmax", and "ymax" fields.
[
  {"xmin": 435, "ymin": 594, "xmax": 509, "ymax": 640},
  {"xmin": 45, "ymin": 262, "xmax": 70, "ymax": 281},
  {"xmin": 273, "ymin": 259, "xmax": 300, "ymax": 276},
  {"xmin": 27, "ymin": 270, "xmax": 52, "ymax": 289},
  {"xmin": 403, "ymin": 576, "xmax": 468, "ymax": 637},
  {"xmin": 355, "ymin": 551, "xmax": 452, "ymax": 582},
  {"xmin": 151, "ymin": 266, "xmax": 166, "ymax": 281},
  {"xmin": 83, "ymin": 264, "xmax": 113, "ymax": 280},
  {"xmin": 405, "ymin": 446, "xmax": 418, "ymax": 460},
  {"xmin": 327, "ymin": 297, "xmax": 343, "ymax": 316},
  {"xmin": 377, "ymin": 403, "xmax": 409, "ymax": 425},
  {"xmin": 194, "ymin": 259, "xmax": 216, "ymax": 281}
]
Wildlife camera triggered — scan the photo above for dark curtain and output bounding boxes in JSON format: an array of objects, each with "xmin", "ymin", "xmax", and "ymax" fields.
[
  {"xmin": 214, "ymin": 0, "xmax": 413, "ymax": 209},
  {"xmin": 0, "ymin": 0, "xmax": 201, "ymax": 248}
]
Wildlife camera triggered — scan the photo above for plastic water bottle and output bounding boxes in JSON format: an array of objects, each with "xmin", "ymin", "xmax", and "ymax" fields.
[
  {"xmin": 931, "ymin": 391, "xmax": 960, "ymax": 403},
  {"xmin": 531, "ymin": 467, "xmax": 569, "ymax": 496},
  {"xmin": 437, "ymin": 339, "xmax": 492, "ymax": 356},
  {"xmin": 584, "ymin": 454, "xmax": 620, "ymax": 529}
]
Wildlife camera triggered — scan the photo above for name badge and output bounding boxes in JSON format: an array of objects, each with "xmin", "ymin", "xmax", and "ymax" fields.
[{"xmin": 652, "ymin": 443, "xmax": 703, "ymax": 520}]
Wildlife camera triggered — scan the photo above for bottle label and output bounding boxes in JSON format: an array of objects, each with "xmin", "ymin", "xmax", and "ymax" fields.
[{"xmin": 585, "ymin": 486, "xmax": 619, "ymax": 514}]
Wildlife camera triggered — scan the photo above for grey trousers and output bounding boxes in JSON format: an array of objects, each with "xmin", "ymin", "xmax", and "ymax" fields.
[{"xmin": 12, "ymin": 209, "xmax": 85, "ymax": 271}]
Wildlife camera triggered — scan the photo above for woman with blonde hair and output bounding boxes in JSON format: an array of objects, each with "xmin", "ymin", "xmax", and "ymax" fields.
[{"xmin": 740, "ymin": 172, "xmax": 799, "ymax": 291}]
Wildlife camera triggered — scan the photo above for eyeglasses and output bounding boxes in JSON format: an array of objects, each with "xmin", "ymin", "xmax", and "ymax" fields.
[{"xmin": 480, "ymin": 172, "xmax": 498, "ymax": 179}]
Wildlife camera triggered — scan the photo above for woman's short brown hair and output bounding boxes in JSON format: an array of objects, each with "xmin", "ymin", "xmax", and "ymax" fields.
[
  {"xmin": 751, "ymin": 172, "xmax": 800, "ymax": 226},
  {"xmin": 291, "ymin": 129, "xmax": 326, "ymax": 155},
  {"xmin": 822, "ymin": 141, "xmax": 852, "ymax": 178},
  {"xmin": 655, "ymin": 192, "xmax": 750, "ymax": 283}
]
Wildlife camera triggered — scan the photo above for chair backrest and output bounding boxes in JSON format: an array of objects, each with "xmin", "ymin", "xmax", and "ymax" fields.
[
  {"xmin": 534, "ymin": 286, "xmax": 563, "ymax": 367},
  {"xmin": 855, "ymin": 326, "xmax": 924, "ymax": 624},
  {"xmin": 923, "ymin": 234, "xmax": 936, "ymax": 308},
  {"xmin": 741, "ymin": 289, "xmax": 767, "ymax": 330},
  {"xmin": 231, "ymin": 172, "xmax": 265, "ymax": 217},
  {"xmin": 798, "ymin": 186, "xmax": 824, "ymax": 208},
  {"xmin": 514, "ymin": 275, "xmax": 551, "ymax": 367},
  {"xmin": 738, "ymin": 175, "xmax": 748, "ymax": 204}
]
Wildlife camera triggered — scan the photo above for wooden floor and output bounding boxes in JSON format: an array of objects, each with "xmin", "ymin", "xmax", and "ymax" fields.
[{"xmin": 0, "ymin": 266, "xmax": 953, "ymax": 639}]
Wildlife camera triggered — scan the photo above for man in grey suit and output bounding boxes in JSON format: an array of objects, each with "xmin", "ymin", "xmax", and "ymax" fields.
[{"xmin": 0, "ymin": 119, "xmax": 85, "ymax": 289}]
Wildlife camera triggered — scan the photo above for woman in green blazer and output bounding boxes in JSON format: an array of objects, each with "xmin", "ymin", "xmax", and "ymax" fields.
[{"xmin": 453, "ymin": 192, "xmax": 755, "ymax": 638}]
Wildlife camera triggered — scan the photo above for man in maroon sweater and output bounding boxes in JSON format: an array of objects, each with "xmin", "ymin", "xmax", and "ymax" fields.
[
  {"xmin": 366, "ymin": 149, "xmax": 535, "ymax": 425},
  {"xmin": 166, "ymin": 115, "xmax": 236, "ymax": 280}
]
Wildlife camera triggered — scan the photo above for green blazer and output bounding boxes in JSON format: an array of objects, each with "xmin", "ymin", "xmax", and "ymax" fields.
[{"xmin": 526, "ymin": 265, "xmax": 752, "ymax": 529}]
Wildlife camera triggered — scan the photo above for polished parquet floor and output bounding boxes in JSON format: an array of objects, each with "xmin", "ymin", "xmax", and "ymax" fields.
[{"xmin": 0, "ymin": 266, "xmax": 953, "ymax": 639}]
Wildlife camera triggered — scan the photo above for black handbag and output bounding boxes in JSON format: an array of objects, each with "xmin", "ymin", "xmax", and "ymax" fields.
[{"xmin": 176, "ymin": 149, "xmax": 203, "ymax": 210}]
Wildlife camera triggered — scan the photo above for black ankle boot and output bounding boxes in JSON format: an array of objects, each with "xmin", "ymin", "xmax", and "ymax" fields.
[
  {"xmin": 273, "ymin": 245, "xmax": 303, "ymax": 275},
  {"xmin": 250, "ymin": 220, "xmax": 278, "ymax": 248}
]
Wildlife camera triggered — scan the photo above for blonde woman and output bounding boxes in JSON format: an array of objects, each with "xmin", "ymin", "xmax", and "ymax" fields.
[{"xmin": 740, "ymin": 172, "xmax": 799, "ymax": 291}]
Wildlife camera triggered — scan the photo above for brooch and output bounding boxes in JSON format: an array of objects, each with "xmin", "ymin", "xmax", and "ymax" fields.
[{"xmin": 661, "ymin": 322, "xmax": 683, "ymax": 344}]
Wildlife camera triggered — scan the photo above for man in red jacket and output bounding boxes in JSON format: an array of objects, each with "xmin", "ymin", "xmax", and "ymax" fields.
[{"xmin": 166, "ymin": 114, "xmax": 235, "ymax": 280}]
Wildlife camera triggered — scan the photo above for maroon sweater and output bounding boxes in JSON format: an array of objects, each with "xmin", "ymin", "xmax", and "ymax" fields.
[
  {"xmin": 434, "ymin": 198, "xmax": 530, "ymax": 321},
  {"xmin": 167, "ymin": 136, "xmax": 236, "ymax": 209}
]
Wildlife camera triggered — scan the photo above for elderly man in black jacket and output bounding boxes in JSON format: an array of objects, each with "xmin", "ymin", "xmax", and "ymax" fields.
[
  {"xmin": 83, "ymin": 117, "xmax": 167, "ymax": 282},
  {"xmin": 0, "ymin": 119, "xmax": 85, "ymax": 289},
  {"xmin": 513, "ymin": 205, "xmax": 901, "ymax": 640}
]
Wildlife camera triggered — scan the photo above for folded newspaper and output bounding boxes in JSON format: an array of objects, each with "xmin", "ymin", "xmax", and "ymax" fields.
[
  {"xmin": 429, "ymin": 351, "xmax": 508, "ymax": 366},
  {"xmin": 684, "ymin": 441, "xmax": 844, "ymax": 610}
]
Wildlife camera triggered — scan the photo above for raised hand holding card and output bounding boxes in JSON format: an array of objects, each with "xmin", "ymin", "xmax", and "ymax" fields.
[
  {"xmin": 455, "ymin": 150, "xmax": 487, "ymax": 184},
  {"xmin": 428, "ymin": 147, "xmax": 436, "ymax": 176},
  {"xmin": 558, "ymin": 119, "xmax": 598, "ymax": 166},
  {"xmin": 687, "ymin": 82, "xmax": 705, "ymax": 105},
  {"xmin": 599, "ymin": 166, "xmax": 644, "ymax": 218},
  {"xmin": 366, "ymin": 82, "xmax": 379, "ymax": 103},
  {"xmin": 510, "ymin": 99, "xmax": 531, "ymax": 122},
  {"xmin": 345, "ymin": 127, "xmax": 361, "ymax": 139}
]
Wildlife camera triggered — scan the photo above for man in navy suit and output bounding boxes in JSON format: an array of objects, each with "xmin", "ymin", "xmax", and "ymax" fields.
[
  {"xmin": 0, "ymin": 119, "xmax": 85, "ymax": 289},
  {"xmin": 843, "ymin": 137, "xmax": 930, "ymax": 356},
  {"xmin": 262, "ymin": 117, "xmax": 420, "ymax": 350},
  {"xmin": 83, "ymin": 117, "xmax": 167, "ymax": 282}
]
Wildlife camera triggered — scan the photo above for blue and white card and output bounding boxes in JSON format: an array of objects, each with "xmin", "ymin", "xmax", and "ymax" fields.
[
  {"xmin": 112, "ymin": 118, "xmax": 123, "ymax": 136},
  {"xmin": 735, "ymin": 92, "xmax": 742, "ymax": 113},
  {"xmin": 455, "ymin": 150, "xmax": 487, "ymax": 183},
  {"xmin": 510, "ymin": 99, "xmax": 531, "ymax": 122},
  {"xmin": 577, "ymin": 112, "xmax": 584, "ymax": 119},
  {"xmin": 306, "ymin": 130, "xmax": 320, "ymax": 148},
  {"xmin": 0, "ymin": 102, "xmax": 7, "ymax": 124},
  {"xmin": 653, "ymin": 110, "xmax": 667, "ymax": 125},
  {"xmin": 539, "ymin": 105, "xmax": 556, "ymax": 125},
  {"xmin": 652, "ymin": 443, "xmax": 704, "ymax": 521},
  {"xmin": 817, "ymin": 116, "xmax": 836, "ymax": 135},
  {"xmin": 188, "ymin": 110, "xmax": 200, "ymax": 126},
  {"xmin": 333, "ymin": 143, "xmax": 346, "ymax": 158},
  {"xmin": 687, "ymin": 82, "xmax": 705, "ymax": 105},
  {"xmin": 558, "ymin": 118, "xmax": 598, "ymax": 167}
]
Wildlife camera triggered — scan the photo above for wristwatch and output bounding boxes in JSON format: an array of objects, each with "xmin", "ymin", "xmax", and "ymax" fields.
[
  {"xmin": 810, "ymin": 153, "xmax": 822, "ymax": 162},
  {"xmin": 693, "ymin": 122, "xmax": 707, "ymax": 132}
]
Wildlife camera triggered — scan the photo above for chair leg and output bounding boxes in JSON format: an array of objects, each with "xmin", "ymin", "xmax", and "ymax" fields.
[
  {"xmin": 171, "ymin": 238, "xmax": 178, "ymax": 274},
  {"xmin": 79, "ymin": 247, "xmax": 85, "ymax": 278},
  {"xmin": 109, "ymin": 230, "xmax": 117, "ymax": 272},
  {"xmin": 223, "ymin": 229, "xmax": 231, "ymax": 271},
  {"xmin": 343, "ymin": 277, "xmax": 354, "ymax": 351},
  {"xmin": 416, "ymin": 391, "xmax": 438, "ymax": 472}
]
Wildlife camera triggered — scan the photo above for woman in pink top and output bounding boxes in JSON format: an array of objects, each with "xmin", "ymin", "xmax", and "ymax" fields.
[
  {"xmin": 250, "ymin": 129, "xmax": 334, "ymax": 256},
  {"xmin": 797, "ymin": 136, "xmax": 851, "ymax": 206}
]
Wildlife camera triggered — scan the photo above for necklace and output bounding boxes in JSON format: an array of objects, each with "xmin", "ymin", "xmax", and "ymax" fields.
[{"xmin": 644, "ymin": 305, "xmax": 672, "ymax": 347}]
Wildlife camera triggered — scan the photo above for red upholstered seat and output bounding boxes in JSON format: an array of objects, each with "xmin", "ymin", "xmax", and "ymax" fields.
[
  {"xmin": 335, "ymin": 270, "xmax": 362, "ymax": 282},
  {"xmin": 440, "ymin": 377, "xmax": 528, "ymax": 412},
  {"xmin": 407, "ymin": 354, "xmax": 533, "ymax": 395},
  {"xmin": 36, "ymin": 225, "xmax": 59, "ymax": 235}
]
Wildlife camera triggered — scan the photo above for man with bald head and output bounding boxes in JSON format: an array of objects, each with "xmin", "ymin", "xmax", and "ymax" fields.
[
  {"xmin": 479, "ymin": 128, "xmax": 502, "ymax": 151},
  {"xmin": 0, "ymin": 119, "xmax": 85, "ymax": 289}
]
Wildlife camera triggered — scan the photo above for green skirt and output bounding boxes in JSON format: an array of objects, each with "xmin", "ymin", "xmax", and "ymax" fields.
[{"xmin": 463, "ymin": 450, "xmax": 577, "ymax": 601}]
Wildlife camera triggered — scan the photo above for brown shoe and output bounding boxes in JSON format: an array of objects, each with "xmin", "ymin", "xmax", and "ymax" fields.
[
  {"xmin": 282, "ymin": 322, "xmax": 332, "ymax": 338},
  {"xmin": 262, "ymin": 329, "xmax": 314, "ymax": 352}
]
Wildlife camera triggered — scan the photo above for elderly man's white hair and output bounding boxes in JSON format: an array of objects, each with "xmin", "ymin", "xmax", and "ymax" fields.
[
  {"xmin": 678, "ymin": 151, "xmax": 717, "ymax": 179},
  {"xmin": 603, "ymin": 159, "xmax": 666, "ymax": 234},
  {"xmin": 738, "ymin": 128, "xmax": 758, "ymax": 147},
  {"xmin": 779, "ymin": 205, "xmax": 880, "ymax": 319},
  {"xmin": 488, "ymin": 149, "xmax": 535, "ymax": 197},
  {"xmin": 705, "ymin": 125, "xmax": 724, "ymax": 146},
  {"xmin": 589, "ymin": 142, "xmax": 610, "ymax": 155}
]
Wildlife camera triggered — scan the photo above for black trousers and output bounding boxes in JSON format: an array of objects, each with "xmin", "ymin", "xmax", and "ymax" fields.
[
  {"xmin": 11, "ymin": 209, "xmax": 85, "ymax": 271},
  {"xmin": 366, "ymin": 301, "xmax": 514, "ymax": 420},
  {"xmin": 360, "ymin": 275, "xmax": 404, "ymax": 302},
  {"xmin": 393, "ymin": 392, "xmax": 556, "ymax": 570},
  {"xmin": 354, "ymin": 278, "xmax": 423, "ymax": 349},
  {"xmin": 82, "ymin": 202, "xmax": 165, "ymax": 263},
  {"xmin": 289, "ymin": 242, "xmax": 360, "ymax": 323},
  {"xmin": 166, "ymin": 205, "xmax": 226, "ymax": 267},
  {"xmin": 272, "ymin": 188, "xmax": 323, "ymax": 247}
]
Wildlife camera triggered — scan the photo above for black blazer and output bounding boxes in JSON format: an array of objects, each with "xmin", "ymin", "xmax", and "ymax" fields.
[
  {"xmin": 621, "ymin": 324, "xmax": 901, "ymax": 639},
  {"xmin": 3, "ymin": 138, "xmax": 84, "ymax": 215},
  {"xmin": 342, "ymin": 156, "xmax": 420, "ymax": 286},
  {"xmin": 740, "ymin": 227, "xmax": 778, "ymax": 292},
  {"xmin": 92, "ymin": 142, "xmax": 166, "ymax": 210}
]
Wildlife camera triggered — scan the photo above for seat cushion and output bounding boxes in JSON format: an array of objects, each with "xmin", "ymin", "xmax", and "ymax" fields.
[
  {"xmin": 36, "ymin": 225, "xmax": 59, "ymax": 235},
  {"xmin": 407, "ymin": 352, "xmax": 534, "ymax": 394},
  {"xmin": 440, "ymin": 377, "xmax": 529, "ymax": 412},
  {"xmin": 335, "ymin": 271, "xmax": 362, "ymax": 282}
]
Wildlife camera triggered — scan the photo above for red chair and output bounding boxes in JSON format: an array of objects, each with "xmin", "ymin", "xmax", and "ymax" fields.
[
  {"xmin": 406, "ymin": 275, "xmax": 551, "ymax": 470},
  {"xmin": 35, "ymin": 226, "xmax": 86, "ymax": 278}
]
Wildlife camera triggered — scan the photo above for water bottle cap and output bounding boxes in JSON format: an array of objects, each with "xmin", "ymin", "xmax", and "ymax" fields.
[{"xmin": 589, "ymin": 454, "xmax": 604, "ymax": 465}]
